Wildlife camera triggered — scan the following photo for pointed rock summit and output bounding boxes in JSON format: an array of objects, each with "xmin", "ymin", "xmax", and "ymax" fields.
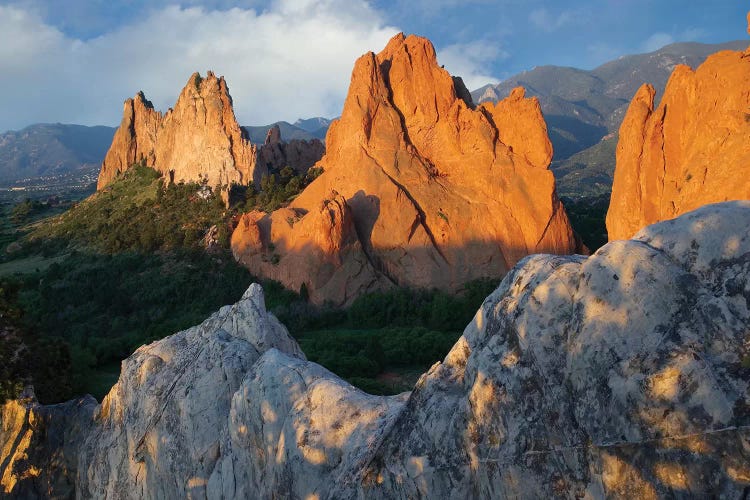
[
  {"xmin": 264, "ymin": 124, "xmax": 281, "ymax": 145},
  {"xmin": 97, "ymin": 72, "xmax": 260, "ymax": 189},
  {"xmin": 606, "ymin": 13, "xmax": 750, "ymax": 240},
  {"xmin": 232, "ymin": 33, "xmax": 582, "ymax": 305}
]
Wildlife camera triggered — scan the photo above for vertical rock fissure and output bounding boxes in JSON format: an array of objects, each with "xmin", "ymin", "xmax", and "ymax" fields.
[
  {"xmin": 534, "ymin": 197, "xmax": 561, "ymax": 249},
  {"xmin": 353, "ymin": 222, "xmax": 400, "ymax": 287},
  {"xmin": 360, "ymin": 147, "xmax": 449, "ymax": 264},
  {"xmin": 655, "ymin": 104, "xmax": 668, "ymax": 220}
]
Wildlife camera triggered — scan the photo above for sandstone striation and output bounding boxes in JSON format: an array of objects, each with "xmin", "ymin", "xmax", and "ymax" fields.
[
  {"xmin": 232, "ymin": 34, "xmax": 582, "ymax": 305},
  {"xmin": 606, "ymin": 24, "xmax": 750, "ymax": 240},
  {"xmin": 3, "ymin": 201, "xmax": 750, "ymax": 498},
  {"xmin": 97, "ymin": 72, "xmax": 260, "ymax": 190}
]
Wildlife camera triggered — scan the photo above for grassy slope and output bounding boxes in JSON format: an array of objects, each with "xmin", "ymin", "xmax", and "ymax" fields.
[{"xmin": 550, "ymin": 136, "xmax": 615, "ymax": 252}]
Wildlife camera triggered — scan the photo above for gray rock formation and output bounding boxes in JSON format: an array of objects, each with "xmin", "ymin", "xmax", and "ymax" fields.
[
  {"xmin": 3, "ymin": 202, "xmax": 750, "ymax": 498},
  {"xmin": 256, "ymin": 123, "xmax": 325, "ymax": 176}
]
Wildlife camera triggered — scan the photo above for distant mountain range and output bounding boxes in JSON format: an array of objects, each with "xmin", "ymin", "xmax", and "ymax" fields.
[
  {"xmin": 472, "ymin": 39, "xmax": 746, "ymax": 197},
  {"xmin": 293, "ymin": 117, "xmax": 333, "ymax": 136},
  {"xmin": 473, "ymin": 40, "xmax": 746, "ymax": 160},
  {"xmin": 0, "ymin": 124, "xmax": 115, "ymax": 185}
]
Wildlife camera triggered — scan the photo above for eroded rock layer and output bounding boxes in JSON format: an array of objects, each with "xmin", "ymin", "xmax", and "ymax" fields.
[
  {"xmin": 232, "ymin": 34, "xmax": 582, "ymax": 306},
  {"xmin": 3, "ymin": 202, "xmax": 750, "ymax": 498},
  {"xmin": 97, "ymin": 72, "xmax": 260, "ymax": 189},
  {"xmin": 606, "ymin": 30, "xmax": 750, "ymax": 240}
]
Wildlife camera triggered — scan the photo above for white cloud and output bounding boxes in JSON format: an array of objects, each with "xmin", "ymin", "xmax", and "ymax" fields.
[
  {"xmin": 437, "ymin": 40, "xmax": 506, "ymax": 91},
  {"xmin": 641, "ymin": 32, "xmax": 675, "ymax": 52},
  {"xmin": 529, "ymin": 8, "xmax": 575, "ymax": 33},
  {"xmin": 0, "ymin": 2, "xmax": 400, "ymax": 131}
]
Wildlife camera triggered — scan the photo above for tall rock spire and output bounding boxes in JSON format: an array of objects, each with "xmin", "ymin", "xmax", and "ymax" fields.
[
  {"xmin": 232, "ymin": 33, "xmax": 582, "ymax": 305},
  {"xmin": 607, "ymin": 16, "xmax": 750, "ymax": 240},
  {"xmin": 97, "ymin": 72, "xmax": 259, "ymax": 190}
]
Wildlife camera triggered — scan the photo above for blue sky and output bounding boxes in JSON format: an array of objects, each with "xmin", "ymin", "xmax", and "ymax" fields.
[{"xmin": 0, "ymin": 0, "xmax": 746, "ymax": 131}]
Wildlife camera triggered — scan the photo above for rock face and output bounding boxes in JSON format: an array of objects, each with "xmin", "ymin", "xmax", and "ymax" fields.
[
  {"xmin": 4, "ymin": 201, "xmax": 750, "ymax": 498},
  {"xmin": 232, "ymin": 33, "xmax": 581, "ymax": 305},
  {"xmin": 0, "ymin": 389, "xmax": 96, "ymax": 498},
  {"xmin": 97, "ymin": 72, "xmax": 260, "ymax": 190},
  {"xmin": 97, "ymin": 75, "xmax": 326, "ymax": 192},
  {"xmin": 257, "ymin": 124, "xmax": 325, "ymax": 175},
  {"xmin": 606, "ymin": 35, "xmax": 750, "ymax": 240}
]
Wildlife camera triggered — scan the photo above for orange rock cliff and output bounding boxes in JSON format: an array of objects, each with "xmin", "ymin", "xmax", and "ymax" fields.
[
  {"xmin": 606, "ymin": 14, "xmax": 750, "ymax": 240},
  {"xmin": 232, "ymin": 33, "xmax": 583, "ymax": 306}
]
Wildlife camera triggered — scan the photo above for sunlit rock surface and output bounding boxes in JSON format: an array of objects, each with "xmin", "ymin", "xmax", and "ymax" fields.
[
  {"xmin": 97, "ymin": 73, "xmax": 325, "ymax": 193},
  {"xmin": 606, "ymin": 24, "xmax": 750, "ymax": 240},
  {"xmin": 3, "ymin": 202, "xmax": 750, "ymax": 498},
  {"xmin": 98, "ymin": 72, "xmax": 261, "ymax": 190},
  {"xmin": 232, "ymin": 33, "xmax": 582, "ymax": 306}
]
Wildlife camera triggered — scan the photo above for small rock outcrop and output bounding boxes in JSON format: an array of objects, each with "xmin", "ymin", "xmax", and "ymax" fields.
[
  {"xmin": 606, "ymin": 19, "xmax": 750, "ymax": 240},
  {"xmin": 0, "ymin": 389, "xmax": 96, "ymax": 498},
  {"xmin": 4, "ymin": 201, "xmax": 750, "ymax": 498},
  {"xmin": 97, "ymin": 72, "xmax": 260, "ymax": 190},
  {"xmin": 256, "ymin": 124, "xmax": 325, "ymax": 175},
  {"xmin": 232, "ymin": 33, "xmax": 582, "ymax": 305}
]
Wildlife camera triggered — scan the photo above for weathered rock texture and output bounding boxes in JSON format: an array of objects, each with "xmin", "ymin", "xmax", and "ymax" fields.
[
  {"xmin": 232, "ymin": 34, "xmax": 582, "ymax": 306},
  {"xmin": 606, "ymin": 34, "xmax": 750, "ymax": 240},
  {"xmin": 0, "ymin": 390, "xmax": 96, "ymax": 498},
  {"xmin": 4, "ymin": 201, "xmax": 750, "ymax": 498},
  {"xmin": 97, "ymin": 72, "xmax": 260, "ymax": 190}
]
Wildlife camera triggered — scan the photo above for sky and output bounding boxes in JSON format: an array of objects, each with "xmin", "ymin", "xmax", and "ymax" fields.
[{"xmin": 0, "ymin": 0, "xmax": 746, "ymax": 132}]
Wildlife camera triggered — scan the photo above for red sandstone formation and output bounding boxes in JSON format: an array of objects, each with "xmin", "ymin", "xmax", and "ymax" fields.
[
  {"xmin": 606, "ymin": 16, "xmax": 750, "ymax": 240},
  {"xmin": 232, "ymin": 33, "xmax": 581, "ymax": 305},
  {"xmin": 98, "ymin": 73, "xmax": 326, "ymax": 192}
]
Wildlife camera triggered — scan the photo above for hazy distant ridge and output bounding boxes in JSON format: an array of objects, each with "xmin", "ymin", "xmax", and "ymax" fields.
[{"xmin": 0, "ymin": 124, "xmax": 115, "ymax": 184}]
